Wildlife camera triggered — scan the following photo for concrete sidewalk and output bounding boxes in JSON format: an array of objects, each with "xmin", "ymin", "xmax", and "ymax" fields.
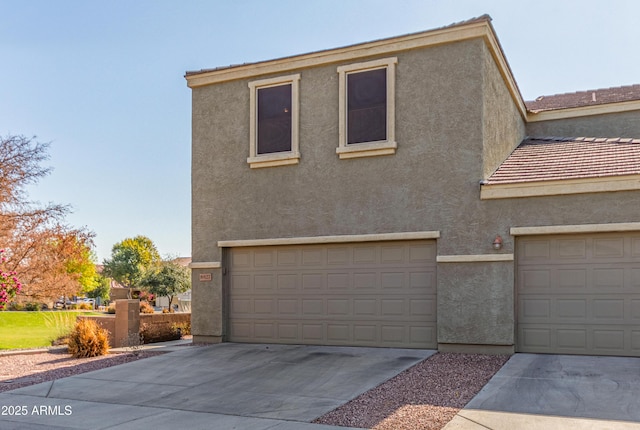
[
  {"xmin": 444, "ymin": 354, "xmax": 640, "ymax": 429},
  {"xmin": 0, "ymin": 343, "xmax": 435, "ymax": 429}
]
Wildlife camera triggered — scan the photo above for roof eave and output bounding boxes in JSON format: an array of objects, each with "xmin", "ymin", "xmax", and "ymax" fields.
[{"xmin": 527, "ymin": 99, "xmax": 640, "ymax": 122}]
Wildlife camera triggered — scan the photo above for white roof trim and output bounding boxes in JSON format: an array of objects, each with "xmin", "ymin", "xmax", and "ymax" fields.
[{"xmin": 218, "ymin": 231, "xmax": 440, "ymax": 248}]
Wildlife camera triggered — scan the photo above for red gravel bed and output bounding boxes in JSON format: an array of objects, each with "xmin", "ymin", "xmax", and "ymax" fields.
[
  {"xmin": 0, "ymin": 350, "xmax": 164, "ymax": 393},
  {"xmin": 314, "ymin": 352, "xmax": 510, "ymax": 430}
]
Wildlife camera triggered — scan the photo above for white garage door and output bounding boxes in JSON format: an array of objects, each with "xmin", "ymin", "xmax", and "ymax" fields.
[
  {"xmin": 517, "ymin": 232, "xmax": 640, "ymax": 356},
  {"xmin": 227, "ymin": 240, "xmax": 437, "ymax": 348}
]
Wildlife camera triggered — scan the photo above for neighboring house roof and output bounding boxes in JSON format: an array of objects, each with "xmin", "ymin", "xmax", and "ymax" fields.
[
  {"xmin": 172, "ymin": 257, "xmax": 192, "ymax": 267},
  {"xmin": 485, "ymin": 136, "xmax": 640, "ymax": 184},
  {"xmin": 526, "ymin": 85, "xmax": 640, "ymax": 112}
]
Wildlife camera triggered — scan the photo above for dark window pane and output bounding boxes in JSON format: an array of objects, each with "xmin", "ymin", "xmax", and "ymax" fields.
[
  {"xmin": 257, "ymin": 84, "xmax": 292, "ymax": 154},
  {"xmin": 347, "ymin": 68, "xmax": 386, "ymax": 144}
]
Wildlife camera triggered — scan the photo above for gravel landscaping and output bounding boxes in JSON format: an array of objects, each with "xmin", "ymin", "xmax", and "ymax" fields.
[
  {"xmin": 0, "ymin": 350, "xmax": 164, "ymax": 393},
  {"xmin": 1, "ymin": 347, "xmax": 510, "ymax": 430},
  {"xmin": 314, "ymin": 352, "xmax": 510, "ymax": 430}
]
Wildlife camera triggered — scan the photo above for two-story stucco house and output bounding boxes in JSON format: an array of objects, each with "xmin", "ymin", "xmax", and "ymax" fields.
[{"xmin": 185, "ymin": 15, "xmax": 640, "ymax": 356}]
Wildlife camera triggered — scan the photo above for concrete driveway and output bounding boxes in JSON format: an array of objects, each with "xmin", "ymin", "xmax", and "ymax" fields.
[
  {"xmin": 0, "ymin": 343, "xmax": 434, "ymax": 430},
  {"xmin": 446, "ymin": 353, "xmax": 640, "ymax": 429}
]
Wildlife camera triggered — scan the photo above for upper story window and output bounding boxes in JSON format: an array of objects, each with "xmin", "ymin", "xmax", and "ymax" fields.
[
  {"xmin": 248, "ymin": 74, "xmax": 300, "ymax": 168},
  {"xmin": 337, "ymin": 57, "xmax": 397, "ymax": 159}
]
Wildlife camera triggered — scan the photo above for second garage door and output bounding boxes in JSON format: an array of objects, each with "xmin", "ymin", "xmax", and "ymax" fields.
[
  {"xmin": 517, "ymin": 232, "xmax": 640, "ymax": 356},
  {"xmin": 227, "ymin": 240, "xmax": 436, "ymax": 348}
]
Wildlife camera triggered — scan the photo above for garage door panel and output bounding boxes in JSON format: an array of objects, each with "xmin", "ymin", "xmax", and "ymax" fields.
[
  {"xmin": 254, "ymin": 250, "xmax": 274, "ymax": 267},
  {"xmin": 254, "ymin": 274, "xmax": 275, "ymax": 290},
  {"xmin": 520, "ymin": 296, "xmax": 638, "ymax": 324},
  {"xmin": 593, "ymin": 238, "xmax": 625, "ymax": 258},
  {"xmin": 353, "ymin": 246, "xmax": 377, "ymax": 264},
  {"xmin": 228, "ymin": 240, "xmax": 436, "ymax": 348},
  {"xmin": 231, "ymin": 250, "xmax": 251, "ymax": 268},
  {"xmin": 277, "ymin": 249, "xmax": 298, "ymax": 266},
  {"xmin": 557, "ymin": 329, "xmax": 587, "ymax": 350},
  {"xmin": 277, "ymin": 274, "xmax": 298, "ymax": 290},
  {"xmin": 381, "ymin": 246, "xmax": 404, "ymax": 263},
  {"xmin": 593, "ymin": 268, "xmax": 624, "ymax": 289},
  {"xmin": 302, "ymin": 273, "xmax": 324, "ymax": 290},
  {"xmin": 381, "ymin": 272, "xmax": 404, "ymax": 289},
  {"xmin": 518, "ymin": 232, "xmax": 640, "ymax": 357},
  {"xmin": 410, "ymin": 298, "xmax": 435, "ymax": 317},
  {"xmin": 302, "ymin": 299, "xmax": 324, "ymax": 315},
  {"xmin": 410, "ymin": 271, "xmax": 434, "ymax": 289},
  {"xmin": 557, "ymin": 239, "xmax": 587, "ymax": 258},
  {"xmin": 327, "ymin": 247, "xmax": 349, "ymax": 265},
  {"xmin": 302, "ymin": 249, "xmax": 325, "ymax": 266},
  {"xmin": 556, "ymin": 299, "xmax": 587, "ymax": 319},
  {"xmin": 520, "ymin": 269, "xmax": 551, "ymax": 290}
]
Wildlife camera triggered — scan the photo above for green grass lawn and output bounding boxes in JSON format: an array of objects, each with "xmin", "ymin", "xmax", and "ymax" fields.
[{"xmin": 0, "ymin": 311, "xmax": 102, "ymax": 350}]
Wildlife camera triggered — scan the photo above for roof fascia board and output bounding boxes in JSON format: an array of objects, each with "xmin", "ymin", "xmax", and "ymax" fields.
[
  {"xmin": 527, "ymin": 99, "xmax": 640, "ymax": 122},
  {"xmin": 186, "ymin": 24, "xmax": 488, "ymax": 87},
  {"xmin": 481, "ymin": 174, "xmax": 640, "ymax": 199}
]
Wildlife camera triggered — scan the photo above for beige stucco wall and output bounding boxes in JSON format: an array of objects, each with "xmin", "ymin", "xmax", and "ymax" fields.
[
  {"xmin": 434, "ymin": 42, "xmax": 524, "ymax": 348},
  {"xmin": 527, "ymin": 109, "xmax": 640, "ymax": 138},
  {"xmin": 481, "ymin": 43, "xmax": 526, "ymax": 179},
  {"xmin": 191, "ymin": 39, "xmax": 487, "ymax": 342},
  {"xmin": 190, "ymin": 35, "xmax": 640, "ymax": 349}
]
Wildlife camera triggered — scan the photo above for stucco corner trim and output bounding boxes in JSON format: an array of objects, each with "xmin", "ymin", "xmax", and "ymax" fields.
[
  {"xmin": 189, "ymin": 261, "xmax": 222, "ymax": 269},
  {"xmin": 218, "ymin": 231, "xmax": 440, "ymax": 248},
  {"xmin": 480, "ymin": 174, "xmax": 640, "ymax": 199},
  {"xmin": 436, "ymin": 254, "xmax": 514, "ymax": 263},
  {"xmin": 511, "ymin": 222, "xmax": 640, "ymax": 236}
]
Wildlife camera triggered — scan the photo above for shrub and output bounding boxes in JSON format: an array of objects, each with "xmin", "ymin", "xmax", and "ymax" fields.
[
  {"xmin": 8, "ymin": 302, "xmax": 24, "ymax": 311},
  {"xmin": 43, "ymin": 311, "xmax": 76, "ymax": 345},
  {"xmin": 67, "ymin": 318, "xmax": 110, "ymax": 358},
  {"xmin": 161, "ymin": 307, "xmax": 175, "ymax": 314},
  {"xmin": 140, "ymin": 321, "xmax": 180, "ymax": 343},
  {"xmin": 106, "ymin": 305, "xmax": 116, "ymax": 314},
  {"xmin": 24, "ymin": 302, "xmax": 40, "ymax": 311},
  {"xmin": 139, "ymin": 301, "xmax": 155, "ymax": 314},
  {"xmin": 172, "ymin": 321, "xmax": 191, "ymax": 337},
  {"xmin": 78, "ymin": 303, "xmax": 92, "ymax": 310}
]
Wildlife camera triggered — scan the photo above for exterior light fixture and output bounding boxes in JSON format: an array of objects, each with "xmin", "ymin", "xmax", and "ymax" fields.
[{"xmin": 492, "ymin": 235, "xmax": 503, "ymax": 250}]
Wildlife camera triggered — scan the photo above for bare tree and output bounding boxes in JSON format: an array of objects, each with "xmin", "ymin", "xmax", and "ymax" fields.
[{"xmin": 0, "ymin": 135, "xmax": 95, "ymax": 304}]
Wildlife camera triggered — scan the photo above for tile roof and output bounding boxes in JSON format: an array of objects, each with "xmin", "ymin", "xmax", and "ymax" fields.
[
  {"xmin": 485, "ymin": 136, "xmax": 640, "ymax": 184},
  {"xmin": 525, "ymin": 85, "xmax": 640, "ymax": 112}
]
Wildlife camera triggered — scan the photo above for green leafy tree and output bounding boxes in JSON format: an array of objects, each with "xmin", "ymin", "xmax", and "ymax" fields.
[
  {"xmin": 139, "ymin": 260, "xmax": 190, "ymax": 310},
  {"xmin": 65, "ymin": 236, "xmax": 99, "ymax": 293},
  {"xmin": 85, "ymin": 275, "xmax": 110, "ymax": 301},
  {"xmin": 102, "ymin": 235, "xmax": 161, "ymax": 289}
]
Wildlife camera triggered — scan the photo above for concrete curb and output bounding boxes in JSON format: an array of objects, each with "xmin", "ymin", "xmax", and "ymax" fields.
[{"xmin": 0, "ymin": 339, "xmax": 195, "ymax": 357}]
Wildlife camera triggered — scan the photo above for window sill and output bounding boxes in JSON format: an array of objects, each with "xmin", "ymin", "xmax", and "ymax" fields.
[
  {"xmin": 247, "ymin": 152, "xmax": 300, "ymax": 169},
  {"xmin": 336, "ymin": 140, "xmax": 397, "ymax": 159}
]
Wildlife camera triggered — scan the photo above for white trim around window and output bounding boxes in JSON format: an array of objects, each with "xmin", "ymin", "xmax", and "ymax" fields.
[
  {"xmin": 337, "ymin": 57, "xmax": 397, "ymax": 159},
  {"xmin": 247, "ymin": 74, "xmax": 300, "ymax": 169}
]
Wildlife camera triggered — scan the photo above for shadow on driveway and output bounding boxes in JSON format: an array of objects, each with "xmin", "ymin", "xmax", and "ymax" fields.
[{"xmin": 0, "ymin": 343, "xmax": 435, "ymax": 429}]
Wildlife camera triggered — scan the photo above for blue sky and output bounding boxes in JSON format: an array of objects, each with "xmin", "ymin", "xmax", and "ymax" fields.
[{"xmin": 1, "ymin": 0, "xmax": 639, "ymax": 261}]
